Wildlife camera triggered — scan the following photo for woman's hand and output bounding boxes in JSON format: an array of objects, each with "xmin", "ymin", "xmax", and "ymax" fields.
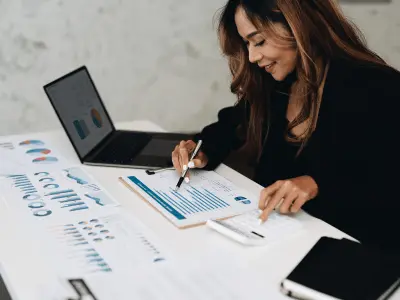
[
  {"xmin": 171, "ymin": 140, "xmax": 208, "ymax": 182},
  {"xmin": 258, "ymin": 175, "xmax": 318, "ymax": 223}
]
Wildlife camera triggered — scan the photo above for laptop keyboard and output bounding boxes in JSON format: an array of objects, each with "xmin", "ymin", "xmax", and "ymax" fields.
[{"xmin": 95, "ymin": 132, "xmax": 152, "ymax": 164}]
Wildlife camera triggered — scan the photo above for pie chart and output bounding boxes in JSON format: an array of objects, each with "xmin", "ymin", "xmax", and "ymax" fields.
[
  {"xmin": 19, "ymin": 140, "xmax": 44, "ymax": 146},
  {"xmin": 91, "ymin": 108, "xmax": 102, "ymax": 128},
  {"xmin": 32, "ymin": 157, "xmax": 58, "ymax": 164},
  {"xmin": 26, "ymin": 148, "xmax": 51, "ymax": 155}
]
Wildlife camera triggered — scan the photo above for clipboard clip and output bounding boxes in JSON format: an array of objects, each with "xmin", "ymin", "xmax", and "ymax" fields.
[{"xmin": 145, "ymin": 167, "xmax": 175, "ymax": 175}]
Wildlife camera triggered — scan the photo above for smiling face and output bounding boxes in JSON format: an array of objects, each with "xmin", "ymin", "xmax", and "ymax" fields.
[{"xmin": 234, "ymin": 6, "xmax": 297, "ymax": 81}]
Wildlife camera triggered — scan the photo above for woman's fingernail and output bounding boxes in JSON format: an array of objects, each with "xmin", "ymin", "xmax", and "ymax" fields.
[
  {"xmin": 188, "ymin": 161, "xmax": 195, "ymax": 168},
  {"xmin": 258, "ymin": 219, "xmax": 263, "ymax": 225},
  {"xmin": 184, "ymin": 177, "xmax": 190, "ymax": 183},
  {"xmin": 183, "ymin": 165, "xmax": 187, "ymax": 171}
]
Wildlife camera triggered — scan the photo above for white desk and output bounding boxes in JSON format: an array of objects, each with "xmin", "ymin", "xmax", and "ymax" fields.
[{"xmin": 1, "ymin": 120, "xmax": 397, "ymax": 300}]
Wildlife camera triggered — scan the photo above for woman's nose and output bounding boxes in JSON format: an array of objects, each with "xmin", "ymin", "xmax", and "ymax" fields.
[{"xmin": 248, "ymin": 48, "xmax": 262, "ymax": 64}]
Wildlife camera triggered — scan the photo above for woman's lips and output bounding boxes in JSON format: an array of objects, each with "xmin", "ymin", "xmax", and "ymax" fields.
[{"xmin": 265, "ymin": 61, "xmax": 276, "ymax": 72}]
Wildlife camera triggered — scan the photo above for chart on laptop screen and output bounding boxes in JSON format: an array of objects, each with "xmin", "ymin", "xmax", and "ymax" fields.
[
  {"xmin": 45, "ymin": 68, "xmax": 113, "ymax": 158},
  {"xmin": 120, "ymin": 170, "xmax": 258, "ymax": 228}
]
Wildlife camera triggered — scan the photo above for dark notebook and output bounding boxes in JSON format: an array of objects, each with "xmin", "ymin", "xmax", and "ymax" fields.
[{"xmin": 281, "ymin": 237, "xmax": 400, "ymax": 300}]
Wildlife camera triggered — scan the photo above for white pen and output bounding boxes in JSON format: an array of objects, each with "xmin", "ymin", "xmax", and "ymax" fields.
[{"xmin": 174, "ymin": 140, "xmax": 203, "ymax": 192}]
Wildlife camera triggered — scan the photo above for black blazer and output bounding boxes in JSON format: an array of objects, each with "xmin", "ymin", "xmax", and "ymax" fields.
[{"xmin": 193, "ymin": 57, "xmax": 400, "ymax": 253}]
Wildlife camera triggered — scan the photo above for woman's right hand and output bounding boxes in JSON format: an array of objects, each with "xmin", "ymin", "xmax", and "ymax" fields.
[{"xmin": 171, "ymin": 140, "xmax": 208, "ymax": 181}]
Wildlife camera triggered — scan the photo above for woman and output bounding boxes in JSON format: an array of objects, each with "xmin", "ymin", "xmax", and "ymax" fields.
[{"xmin": 171, "ymin": 0, "xmax": 400, "ymax": 252}]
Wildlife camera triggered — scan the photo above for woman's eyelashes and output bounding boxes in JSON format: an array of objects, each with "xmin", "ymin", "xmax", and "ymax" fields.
[
  {"xmin": 245, "ymin": 40, "xmax": 266, "ymax": 47},
  {"xmin": 255, "ymin": 40, "xmax": 265, "ymax": 47}
]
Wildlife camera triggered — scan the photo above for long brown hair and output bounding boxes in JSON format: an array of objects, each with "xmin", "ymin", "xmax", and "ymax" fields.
[{"xmin": 217, "ymin": 0, "xmax": 387, "ymax": 158}]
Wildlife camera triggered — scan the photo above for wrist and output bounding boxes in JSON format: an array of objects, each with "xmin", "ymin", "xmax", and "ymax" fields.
[{"xmin": 304, "ymin": 175, "xmax": 319, "ymax": 198}]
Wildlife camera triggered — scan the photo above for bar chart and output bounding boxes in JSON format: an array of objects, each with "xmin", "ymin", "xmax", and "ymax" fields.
[
  {"xmin": 154, "ymin": 186, "xmax": 229, "ymax": 216},
  {"xmin": 0, "ymin": 167, "xmax": 118, "ymax": 221},
  {"xmin": 124, "ymin": 170, "xmax": 257, "ymax": 227},
  {"xmin": 40, "ymin": 211, "xmax": 166, "ymax": 276}
]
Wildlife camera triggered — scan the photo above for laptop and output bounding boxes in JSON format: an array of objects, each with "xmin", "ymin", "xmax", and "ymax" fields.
[{"xmin": 43, "ymin": 66, "xmax": 192, "ymax": 169}]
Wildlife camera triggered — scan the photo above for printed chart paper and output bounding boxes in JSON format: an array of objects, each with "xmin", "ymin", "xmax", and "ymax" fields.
[
  {"xmin": 120, "ymin": 170, "xmax": 258, "ymax": 228},
  {"xmin": 36, "ymin": 209, "xmax": 167, "ymax": 278},
  {"xmin": 0, "ymin": 167, "xmax": 119, "ymax": 221},
  {"xmin": 0, "ymin": 137, "xmax": 71, "ymax": 175},
  {"xmin": 51, "ymin": 260, "xmax": 283, "ymax": 300}
]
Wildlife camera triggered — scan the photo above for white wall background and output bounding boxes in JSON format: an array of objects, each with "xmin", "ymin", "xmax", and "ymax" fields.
[{"xmin": 0, "ymin": 0, "xmax": 399, "ymax": 136}]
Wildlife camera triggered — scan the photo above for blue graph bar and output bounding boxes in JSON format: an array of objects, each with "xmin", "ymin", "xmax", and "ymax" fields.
[
  {"xmin": 22, "ymin": 189, "xmax": 37, "ymax": 193},
  {"xmin": 156, "ymin": 191, "xmax": 191, "ymax": 215},
  {"xmin": 70, "ymin": 206, "xmax": 89, "ymax": 212},
  {"xmin": 189, "ymin": 188, "xmax": 220, "ymax": 209},
  {"xmin": 171, "ymin": 191, "xmax": 204, "ymax": 212},
  {"xmin": 192, "ymin": 187, "xmax": 229, "ymax": 207},
  {"xmin": 184, "ymin": 191, "xmax": 211, "ymax": 211},
  {"xmin": 86, "ymin": 253, "xmax": 100, "ymax": 258},
  {"xmin": 187, "ymin": 190, "xmax": 217, "ymax": 210},
  {"xmin": 51, "ymin": 194, "xmax": 79, "ymax": 200},
  {"xmin": 74, "ymin": 241, "xmax": 89, "ymax": 246},
  {"xmin": 24, "ymin": 191, "xmax": 38, "ymax": 194},
  {"xmin": 64, "ymin": 227, "xmax": 77, "ymax": 231},
  {"xmin": 59, "ymin": 198, "xmax": 82, "ymax": 203},
  {"xmin": 54, "ymin": 197, "xmax": 82, "ymax": 202},
  {"xmin": 190, "ymin": 187, "xmax": 219, "ymax": 207},
  {"xmin": 154, "ymin": 191, "xmax": 185, "ymax": 214},
  {"xmin": 13, "ymin": 180, "xmax": 31, "ymax": 184},
  {"xmin": 14, "ymin": 183, "xmax": 34, "ymax": 188},
  {"xmin": 168, "ymin": 191, "xmax": 199, "ymax": 213},
  {"xmin": 61, "ymin": 202, "xmax": 85, "ymax": 208},
  {"xmin": 20, "ymin": 189, "xmax": 36, "ymax": 193},
  {"xmin": 203, "ymin": 189, "xmax": 229, "ymax": 206},
  {"xmin": 161, "ymin": 192, "xmax": 195, "ymax": 214},
  {"xmin": 188, "ymin": 187, "xmax": 226, "ymax": 208},
  {"xmin": 21, "ymin": 187, "xmax": 36, "ymax": 191},
  {"xmin": 127, "ymin": 176, "xmax": 185, "ymax": 220},
  {"xmin": 19, "ymin": 184, "xmax": 34, "ymax": 188},
  {"xmin": 45, "ymin": 189, "xmax": 74, "ymax": 196}
]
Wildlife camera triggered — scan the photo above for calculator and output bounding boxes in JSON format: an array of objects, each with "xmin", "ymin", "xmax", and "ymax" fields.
[{"xmin": 206, "ymin": 209, "xmax": 303, "ymax": 246}]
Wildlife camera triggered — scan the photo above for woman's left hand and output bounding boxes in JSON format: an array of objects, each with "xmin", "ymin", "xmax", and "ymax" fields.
[{"xmin": 258, "ymin": 175, "xmax": 319, "ymax": 223}]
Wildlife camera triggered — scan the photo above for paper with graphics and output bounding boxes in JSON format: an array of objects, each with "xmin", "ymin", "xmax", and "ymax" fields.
[
  {"xmin": 120, "ymin": 169, "xmax": 258, "ymax": 228},
  {"xmin": 46, "ymin": 259, "xmax": 286, "ymax": 300},
  {"xmin": 33, "ymin": 208, "xmax": 167, "ymax": 278},
  {"xmin": 0, "ymin": 166, "xmax": 119, "ymax": 221},
  {"xmin": 0, "ymin": 136, "xmax": 71, "ymax": 175}
]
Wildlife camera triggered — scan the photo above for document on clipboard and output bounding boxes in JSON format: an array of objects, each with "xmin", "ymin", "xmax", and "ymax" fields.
[{"xmin": 119, "ymin": 170, "xmax": 258, "ymax": 229}]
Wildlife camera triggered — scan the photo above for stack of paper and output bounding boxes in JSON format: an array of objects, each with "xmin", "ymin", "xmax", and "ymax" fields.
[{"xmin": 42, "ymin": 259, "xmax": 288, "ymax": 300}]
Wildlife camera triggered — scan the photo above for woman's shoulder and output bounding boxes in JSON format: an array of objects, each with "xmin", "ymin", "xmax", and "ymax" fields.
[
  {"xmin": 327, "ymin": 56, "xmax": 400, "ymax": 89},
  {"xmin": 324, "ymin": 56, "xmax": 400, "ymax": 110}
]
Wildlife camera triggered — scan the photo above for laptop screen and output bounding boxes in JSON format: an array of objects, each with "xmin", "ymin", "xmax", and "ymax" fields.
[{"xmin": 44, "ymin": 67, "xmax": 114, "ymax": 159}]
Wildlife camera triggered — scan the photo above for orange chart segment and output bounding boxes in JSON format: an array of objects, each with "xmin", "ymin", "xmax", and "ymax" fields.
[
  {"xmin": 91, "ymin": 108, "xmax": 103, "ymax": 128},
  {"xmin": 26, "ymin": 148, "xmax": 52, "ymax": 155}
]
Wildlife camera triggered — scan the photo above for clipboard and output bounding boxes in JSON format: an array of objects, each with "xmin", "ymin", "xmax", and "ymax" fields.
[
  {"xmin": 119, "ymin": 177, "xmax": 207, "ymax": 229},
  {"xmin": 118, "ymin": 170, "xmax": 258, "ymax": 229}
]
